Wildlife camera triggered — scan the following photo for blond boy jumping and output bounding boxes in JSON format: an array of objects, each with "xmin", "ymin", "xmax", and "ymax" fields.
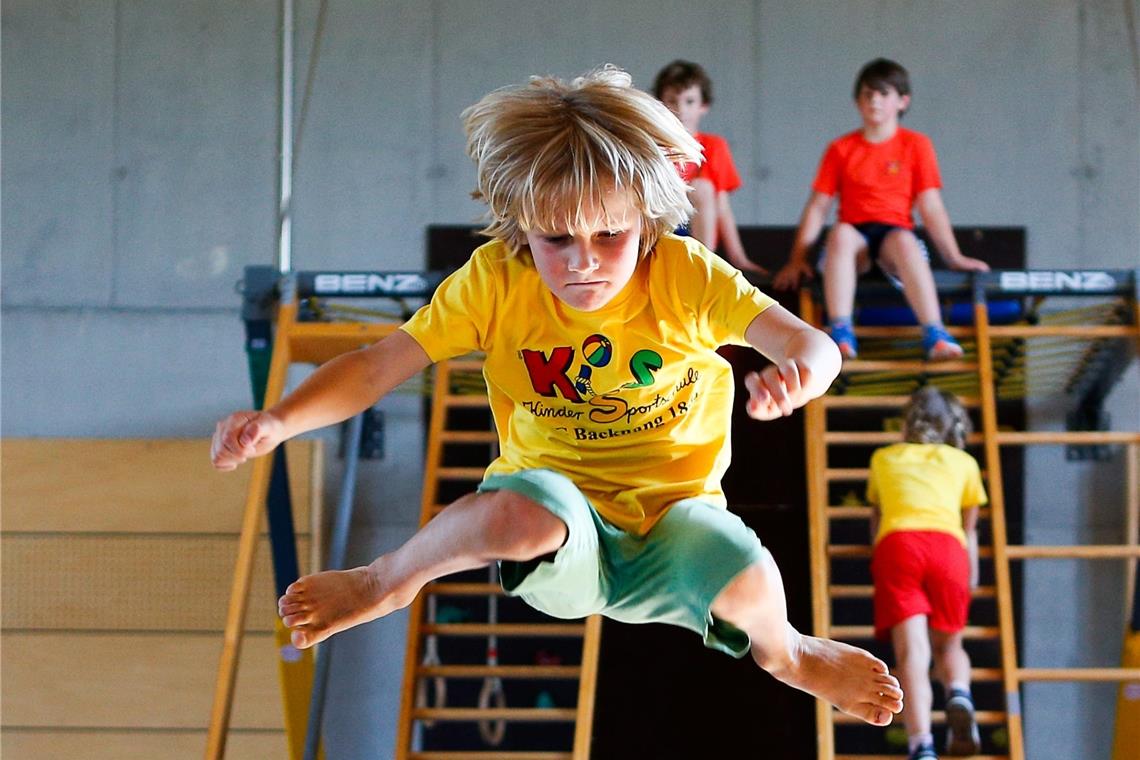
[{"xmin": 211, "ymin": 66, "xmax": 903, "ymax": 728}]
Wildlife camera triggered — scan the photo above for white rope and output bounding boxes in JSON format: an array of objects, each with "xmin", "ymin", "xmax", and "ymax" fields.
[
  {"xmin": 477, "ymin": 563, "xmax": 507, "ymax": 746},
  {"xmin": 415, "ymin": 594, "xmax": 447, "ymax": 728}
]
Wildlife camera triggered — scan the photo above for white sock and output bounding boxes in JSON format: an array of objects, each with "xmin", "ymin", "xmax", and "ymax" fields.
[{"xmin": 908, "ymin": 732, "xmax": 934, "ymax": 753}]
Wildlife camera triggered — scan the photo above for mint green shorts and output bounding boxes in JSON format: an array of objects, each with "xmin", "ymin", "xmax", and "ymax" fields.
[{"xmin": 478, "ymin": 469, "xmax": 767, "ymax": 657}]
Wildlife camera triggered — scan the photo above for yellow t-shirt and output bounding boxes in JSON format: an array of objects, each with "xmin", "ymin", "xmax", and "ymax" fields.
[
  {"xmin": 866, "ymin": 442, "xmax": 988, "ymax": 545},
  {"xmin": 401, "ymin": 234, "xmax": 775, "ymax": 535}
]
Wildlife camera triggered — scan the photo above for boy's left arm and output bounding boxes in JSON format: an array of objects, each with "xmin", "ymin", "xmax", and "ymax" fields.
[
  {"xmin": 915, "ymin": 189, "xmax": 989, "ymax": 272},
  {"xmin": 962, "ymin": 505, "xmax": 981, "ymax": 589},
  {"xmin": 742, "ymin": 304, "xmax": 841, "ymax": 420},
  {"xmin": 716, "ymin": 192, "xmax": 767, "ymax": 274}
]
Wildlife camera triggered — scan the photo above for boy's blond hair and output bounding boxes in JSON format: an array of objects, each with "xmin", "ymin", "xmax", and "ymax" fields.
[
  {"xmin": 902, "ymin": 386, "xmax": 972, "ymax": 449},
  {"xmin": 462, "ymin": 65, "xmax": 701, "ymax": 256}
]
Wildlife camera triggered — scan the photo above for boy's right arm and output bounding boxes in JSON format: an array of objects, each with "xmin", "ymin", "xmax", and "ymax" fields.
[
  {"xmin": 211, "ymin": 330, "xmax": 432, "ymax": 470},
  {"xmin": 773, "ymin": 190, "xmax": 833, "ymax": 291}
]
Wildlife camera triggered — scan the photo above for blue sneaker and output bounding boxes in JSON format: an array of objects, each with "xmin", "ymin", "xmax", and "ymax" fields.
[
  {"xmin": 908, "ymin": 742, "xmax": 939, "ymax": 760},
  {"xmin": 922, "ymin": 324, "xmax": 963, "ymax": 360},
  {"xmin": 829, "ymin": 322, "xmax": 858, "ymax": 359},
  {"xmin": 944, "ymin": 693, "xmax": 981, "ymax": 755}
]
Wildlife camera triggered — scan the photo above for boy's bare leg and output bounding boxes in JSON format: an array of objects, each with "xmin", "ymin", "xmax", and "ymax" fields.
[
  {"xmin": 930, "ymin": 628, "xmax": 971, "ymax": 691},
  {"xmin": 711, "ymin": 549, "xmax": 904, "ymax": 726},
  {"xmin": 822, "ymin": 223, "xmax": 872, "ymax": 321},
  {"xmin": 890, "ymin": 615, "xmax": 934, "ymax": 739},
  {"xmin": 278, "ymin": 489, "xmax": 567, "ymax": 648},
  {"xmin": 878, "ymin": 231, "xmax": 942, "ymax": 325},
  {"xmin": 932, "ymin": 628, "xmax": 979, "ymax": 754},
  {"xmin": 688, "ymin": 177, "xmax": 718, "ymax": 248}
]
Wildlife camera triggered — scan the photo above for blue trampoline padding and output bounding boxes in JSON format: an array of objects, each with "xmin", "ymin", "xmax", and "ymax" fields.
[{"xmin": 855, "ymin": 299, "xmax": 1023, "ymax": 327}]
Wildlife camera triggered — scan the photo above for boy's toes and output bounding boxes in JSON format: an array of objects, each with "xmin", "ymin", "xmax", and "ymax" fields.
[
  {"xmin": 874, "ymin": 687, "xmax": 903, "ymax": 708},
  {"xmin": 278, "ymin": 589, "xmax": 303, "ymax": 608},
  {"xmin": 291, "ymin": 628, "xmax": 314, "ymax": 649},
  {"xmin": 843, "ymin": 681, "xmax": 902, "ymax": 725},
  {"xmin": 877, "ymin": 691, "xmax": 904, "ymax": 713},
  {"xmin": 848, "ymin": 701, "xmax": 893, "ymax": 726},
  {"xmin": 281, "ymin": 611, "xmax": 312, "ymax": 628},
  {"xmin": 278, "ymin": 598, "xmax": 306, "ymax": 617},
  {"xmin": 874, "ymin": 676, "xmax": 903, "ymax": 702},
  {"xmin": 290, "ymin": 626, "xmax": 328, "ymax": 650}
]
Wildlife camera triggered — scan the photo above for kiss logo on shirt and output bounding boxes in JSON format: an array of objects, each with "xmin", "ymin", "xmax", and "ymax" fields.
[
  {"xmin": 520, "ymin": 333, "xmax": 663, "ymax": 404},
  {"xmin": 519, "ymin": 334, "xmax": 699, "ymax": 435}
]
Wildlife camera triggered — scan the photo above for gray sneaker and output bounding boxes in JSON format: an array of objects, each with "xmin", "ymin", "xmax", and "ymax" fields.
[{"xmin": 944, "ymin": 694, "xmax": 981, "ymax": 755}]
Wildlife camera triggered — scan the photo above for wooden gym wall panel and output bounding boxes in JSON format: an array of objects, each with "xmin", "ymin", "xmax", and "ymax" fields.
[
  {"xmin": 1, "ymin": 632, "xmax": 283, "ymax": 728},
  {"xmin": 1, "ymin": 730, "xmax": 287, "ymax": 760},
  {"xmin": 0, "ymin": 438, "xmax": 321, "ymax": 533},
  {"xmin": 0, "ymin": 438, "xmax": 324, "ymax": 753},
  {"xmin": 2, "ymin": 628, "xmax": 282, "ymax": 729},
  {"xmin": 1, "ymin": 534, "xmax": 313, "ymax": 632}
]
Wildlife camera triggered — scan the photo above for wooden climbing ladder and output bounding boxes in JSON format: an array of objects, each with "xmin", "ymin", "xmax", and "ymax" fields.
[
  {"xmin": 393, "ymin": 357, "xmax": 602, "ymax": 760},
  {"xmin": 802, "ymin": 269, "xmax": 1140, "ymax": 760}
]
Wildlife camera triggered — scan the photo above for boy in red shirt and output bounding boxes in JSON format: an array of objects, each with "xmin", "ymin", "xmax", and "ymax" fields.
[
  {"xmin": 653, "ymin": 60, "xmax": 766, "ymax": 274},
  {"xmin": 773, "ymin": 59, "xmax": 989, "ymax": 360}
]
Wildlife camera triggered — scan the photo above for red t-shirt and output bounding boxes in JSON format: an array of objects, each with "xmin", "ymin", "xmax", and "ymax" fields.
[
  {"xmin": 679, "ymin": 132, "xmax": 742, "ymax": 193},
  {"xmin": 811, "ymin": 127, "xmax": 942, "ymax": 229}
]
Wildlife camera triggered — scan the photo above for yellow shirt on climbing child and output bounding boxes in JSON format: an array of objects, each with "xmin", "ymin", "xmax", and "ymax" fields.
[{"xmin": 866, "ymin": 442, "xmax": 988, "ymax": 546}]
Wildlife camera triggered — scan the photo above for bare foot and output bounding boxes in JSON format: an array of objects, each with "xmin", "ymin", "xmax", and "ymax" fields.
[
  {"xmin": 277, "ymin": 559, "xmax": 410, "ymax": 649},
  {"xmin": 760, "ymin": 630, "xmax": 904, "ymax": 726}
]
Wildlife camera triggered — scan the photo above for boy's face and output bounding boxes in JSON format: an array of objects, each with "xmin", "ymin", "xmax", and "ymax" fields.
[
  {"xmin": 659, "ymin": 84, "xmax": 708, "ymax": 134},
  {"xmin": 855, "ymin": 84, "xmax": 910, "ymax": 128},
  {"xmin": 524, "ymin": 191, "xmax": 642, "ymax": 313}
]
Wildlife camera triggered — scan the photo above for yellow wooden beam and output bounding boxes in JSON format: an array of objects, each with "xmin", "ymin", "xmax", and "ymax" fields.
[
  {"xmin": 207, "ymin": 302, "xmax": 300, "ymax": 759},
  {"xmin": 1006, "ymin": 545, "xmax": 1140, "ymax": 559},
  {"xmin": 1111, "ymin": 306, "xmax": 1140, "ymax": 760},
  {"xmin": 975, "ymin": 297, "xmax": 1025, "ymax": 760},
  {"xmin": 287, "ymin": 321, "xmax": 399, "ymax": 364},
  {"xmin": 572, "ymin": 615, "xmax": 603, "ymax": 760},
  {"xmin": 800, "ymin": 288, "xmax": 836, "ymax": 760},
  {"xmin": 1020, "ymin": 667, "xmax": 1140, "ymax": 681}
]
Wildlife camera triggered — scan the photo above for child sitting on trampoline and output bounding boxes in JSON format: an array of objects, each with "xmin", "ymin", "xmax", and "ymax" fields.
[
  {"xmin": 771, "ymin": 58, "xmax": 989, "ymax": 361},
  {"xmin": 211, "ymin": 65, "xmax": 903, "ymax": 727},
  {"xmin": 867, "ymin": 387, "xmax": 986, "ymax": 758},
  {"xmin": 652, "ymin": 59, "xmax": 766, "ymax": 275}
]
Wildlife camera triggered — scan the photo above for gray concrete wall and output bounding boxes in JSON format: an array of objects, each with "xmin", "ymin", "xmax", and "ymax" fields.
[{"xmin": 3, "ymin": 1, "xmax": 1137, "ymax": 757}]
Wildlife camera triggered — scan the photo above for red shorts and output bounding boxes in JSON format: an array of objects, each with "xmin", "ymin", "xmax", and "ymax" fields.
[{"xmin": 870, "ymin": 530, "xmax": 970, "ymax": 640}]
